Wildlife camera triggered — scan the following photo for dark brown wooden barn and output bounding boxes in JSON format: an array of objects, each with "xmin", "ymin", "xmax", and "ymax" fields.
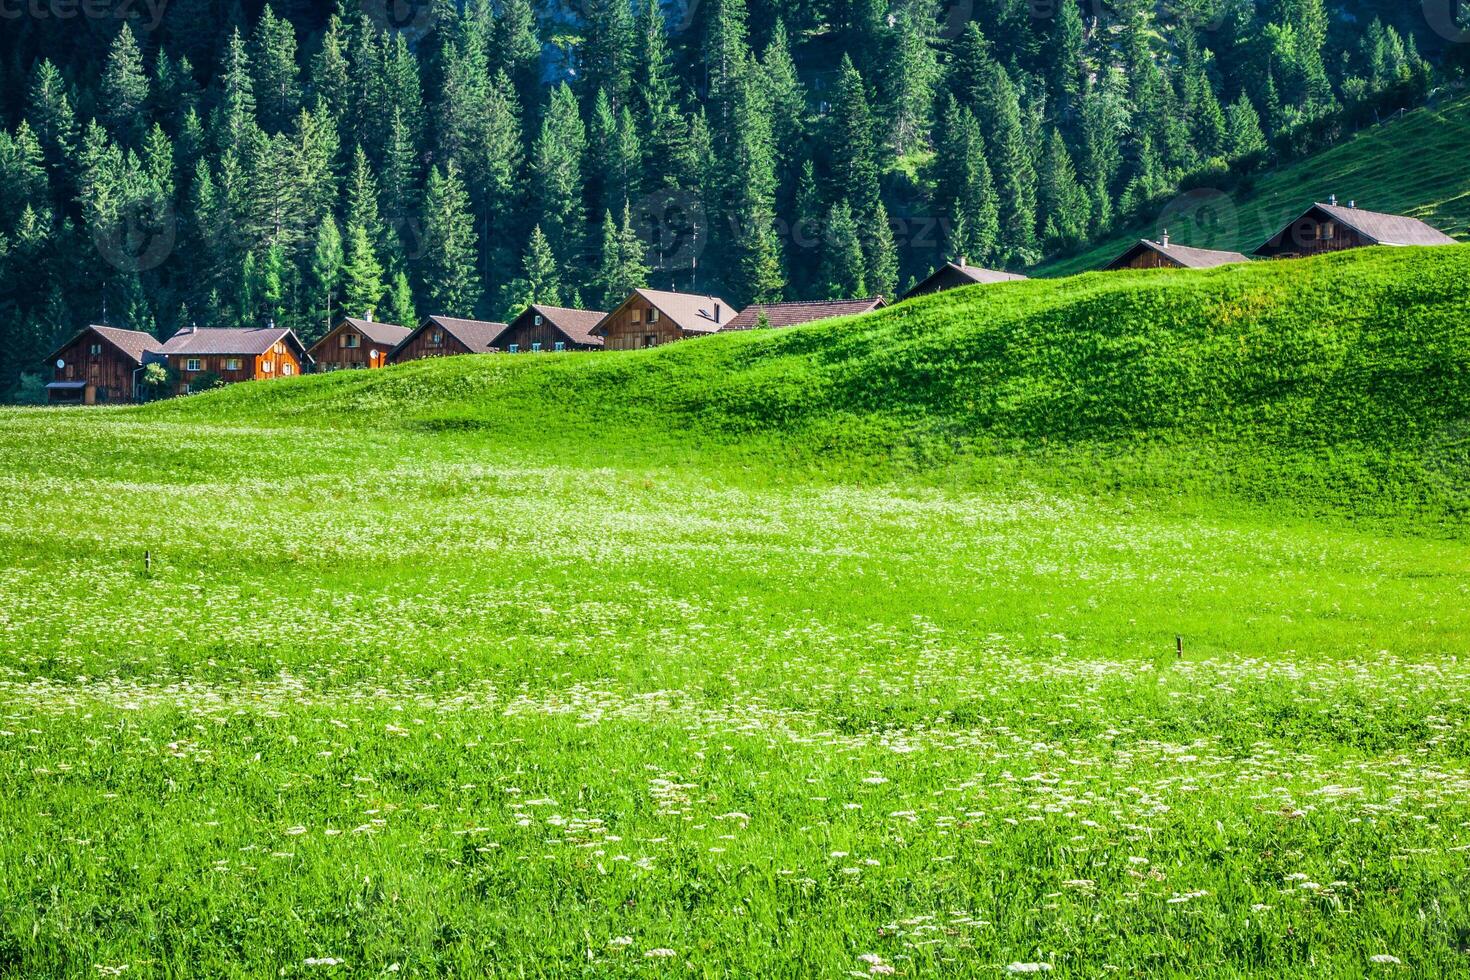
[
  {"xmin": 387, "ymin": 316, "xmax": 508, "ymax": 364},
  {"xmin": 1104, "ymin": 235, "xmax": 1249, "ymax": 271},
  {"xmin": 46, "ymin": 325, "xmax": 163, "ymax": 404},
  {"xmin": 900, "ymin": 260, "xmax": 1027, "ymax": 301},
  {"xmin": 158, "ymin": 326, "xmax": 309, "ymax": 395},
  {"xmin": 1254, "ymin": 198, "xmax": 1457, "ymax": 258},
  {"xmin": 595, "ymin": 289, "xmax": 732, "ymax": 350},
  {"xmin": 496, "ymin": 305, "xmax": 606, "ymax": 352},
  {"xmin": 723, "ymin": 296, "xmax": 887, "ymax": 331},
  {"xmin": 307, "ymin": 317, "xmax": 412, "ymax": 372}
]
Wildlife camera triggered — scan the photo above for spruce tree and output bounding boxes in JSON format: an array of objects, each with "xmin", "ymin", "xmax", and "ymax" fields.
[
  {"xmin": 102, "ymin": 24, "xmax": 150, "ymax": 147},
  {"xmin": 866, "ymin": 202, "xmax": 898, "ymax": 300},
  {"xmin": 1225, "ymin": 93, "xmax": 1268, "ymax": 160},
  {"xmin": 827, "ymin": 57, "xmax": 881, "ymax": 223},
  {"xmin": 382, "ymin": 271, "xmax": 417, "ymax": 328},
  {"xmin": 882, "ymin": 0, "xmax": 941, "ymax": 154},
  {"xmin": 1039, "ymin": 129, "xmax": 1088, "ymax": 251},
  {"xmin": 341, "ymin": 220, "xmax": 386, "ymax": 319},
  {"xmin": 216, "ymin": 28, "xmax": 258, "ymax": 152},
  {"xmin": 934, "ymin": 98, "xmax": 999, "ymax": 265},
  {"xmin": 251, "ymin": 4, "xmax": 300, "ymax": 132},
  {"xmin": 521, "ymin": 225, "xmax": 563, "ymax": 308},
  {"xmin": 819, "ymin": 201, "xmax": 866, "ymax": 300},
  {"xmin": 417, "ymin": 161, "xmax": 479, "ymax": 315},
  {"xmin": 582, "ymin": 0, "xmax": 636, "ymax": 111},
  {"xmin": 634, "ymin": 0, "xmax": 684, "ymax": 191},
  {"xmin": 530, "ymin": 84, "xmax": 587, "ymax": 274},
  {"xmin": 27, "ymin": 61, "xmax": 77, "ymax": 179},
  {"xmin": 310, "ymin": 214, "xmax": 344, "ymax": 336},
  {"xmin": 983, "ymin": 63, "xmax": 1038, "ymax": 263},
  {"xmin": 496, "ymin": 0, "xmax": 542, "ymax": 120}
]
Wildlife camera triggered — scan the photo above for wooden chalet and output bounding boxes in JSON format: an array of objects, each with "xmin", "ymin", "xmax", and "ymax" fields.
[
  {"xmin": 1254, "ymin": 197, "xmax": 1456, "ymax": 258},
  {"xmin": 724, "ymin": 296, "xmax": 887, "ymax": 331},
  {"xmin": 46, "ymin": 324, "xmax": 163, "ymax": 404},
  {"xmin": 387, "ymin": 315, "xmax": 508, "ymax": 364},
  {"xmin": 159, "ymin": 326, "xmax": 309, "ymax": 395},
  {"xmin": 594, "ymin": 289, "xmax": 732, "ymax": 350},
  {"xmin": 496, "ymin": 305, "xmax": 606, "ymax": 352},
  {"xmin": 1104, "ymin": 234, "xmax": 1248, "ymax": 271},
  {"xmin": 308, "ymin": 317, "xmax": 412, "ymax": 371},
  {"xmin": 900, "ymin": 260, "xmax": 1027, "ymax": 301}
]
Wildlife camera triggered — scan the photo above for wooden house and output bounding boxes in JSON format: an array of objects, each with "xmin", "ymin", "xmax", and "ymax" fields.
[
  {"xmin": 46, "ymin": 324, "xmax": 163, "ymax": 404},
  {"xmin": 387, "ymin": 315, "xmax": 508, "ymax": 364},
  {"xmin": 900, "ymin": 260, "xmax": 1027, "ymax": 301},
  {"xmin": 1104, "ymin": 234, "xmax": 1248, "ymax": 271},
  {"xmin": 159, "ymin": 326, "xmax": 309, "ymax": 395},
  {"xmin": 496, "ymin": 305, "xmax": 606, "ymax": 352},
  {"xmin": 1254, "ymin": 197, "xmax": 1456, "ymax": 258},
  {"xmin": 724, "ymin": 297, "xmax": 887, "ymax": 331},
  {"xmin": 307, "ymin": 317, "xmax": 412, "ymax": 372},
  {"xmin": 594, "ymin": 289, "xmax": 732, "ymax": 350}
]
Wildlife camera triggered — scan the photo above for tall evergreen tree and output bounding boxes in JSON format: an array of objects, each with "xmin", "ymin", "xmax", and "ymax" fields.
[
  {"xmin": 417, "ymin": 160, "xmax": 479, "ymax": 314},
  {"xmin": 826, "ymin": 57, "xmax": 881, "ymax": 223},
  {"xmin": 341, "ymin": 220, "xmax": 386, "ymax": 319},
  {"xmin": 251, "ymin": 4, "xmax": 300, "ymax": 132},
  {"xmin": 530, "ymin": 84, "xmax": 587, "ymax": 274},
  {"xmin": 819, "ymin": 200, "xmax": 866, "ymax": 300},
  {"xmin": 102, "ymin": 24, "xmax": 150, "ymax": 147}
]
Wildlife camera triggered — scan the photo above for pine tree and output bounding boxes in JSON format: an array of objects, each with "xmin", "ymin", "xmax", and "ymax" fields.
[
  {"xmin": 582, "ymin": 0, "xmax": 636, "ymax": 111},
  {"xmin": 1038, "ymin": 129, "xmax": 1088, "ymax": 251},
  {"xmin": 382, "ymin": 270, "xmax": 417, "ymax": 328},
  {"xmin": 704, "ymin": 0, "xmax": 751, "ymax": 131},
  {"xmin": 865, "ymin": 201, "xmax": 898, "ymax": 300},
  {"xmin": 723, "ymin": 59, "xmax": 784, "ymax": 305},
  {"xmin": 881, "ymin": 0, "xmax": 941, "ymax": 154},
  {"xmin": 1225, "ymin": 93, "xmax": 1268, "ymax": 160},
  {"xmin": 216, "ymin": 28, "xmax": 258, "ymax": 151},
  {"xmin": 591, "ymin": 206, "xmax": 650, "ymax": 311},
  {"xmin": 827, "ymin": 57, "xmax": 881, "ymax": 223},
  {"xmin": 982, "ymin": 63, "xmax": 1038, "ymax": 263},
  {"xmin": 341, "ymin": 220, "xmax": 386, "ymax": 320},
  {"xmin": 530, "ymin": 84, "xmax": 587, "ymax": 274},
  {"xmin": 762, "ymin": 21, "xmax": 808, "ymax": 198},
  {"xmin": 496, "ymin": 0, "xmax": 542, "ymax": 119},
  {"xmin": 311, "ymin": 14, "xmax": 351, "ymax": 122},
  {"xmin": 635, "ymin": 0, "xmax": 684, "ymax": 193},
  {"xmin": 933, "ymin": 97, "xmax": 998, "ymax": 264},
  {"xmin": 251, "ymin": 4, "xmax": 300, "ymax": 132},
  {"xmin": 310, "ymin": 214, "xmax": 344, "ymax": 336},
  {"xmin": 102, "ymin": 24, "xmax": 150, "ymax": 146},
  {"xmin": 417, "ymin": 161, "xmax": 479, "ymax": 314},
  {"xmin": 521, "ymin": 224, "xmax": 563, "ymax": 308},
  {"xmin": 819, "ymin": 201, "xmax": 866, "ymax": 300},
  {"xmin": 1048, "ymin": 0, "xmax": 1086, "ymax": 106},
  {"xmin": 27, "ymin": 60, "xmax": 77, "ymax": 178}
]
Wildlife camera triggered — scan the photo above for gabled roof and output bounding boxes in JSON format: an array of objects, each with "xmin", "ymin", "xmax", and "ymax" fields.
[
  {"xmin": 598, "ymin": 288, "xmax": 733, "ymax": 336},
  {"xmin": 159, "ymin": 326, "xmax": 305, "ymax": 357},
  {"xmin": 519, "ymin": 305, "xmax": 607, "ymax": 347},
  {"xmin": 1256, "ymin": 203, "xmax": 1457, "ymax": 253},
  {"xmin": 407, "ymin": 315, "xmax": 509, "ymax": 353},
  {"xmin": 339, "ymin": 317, "xmax": 412, "ymax": 347},
  {"xmin": 49, "ymin": 324, "xmax": 163, "ymax": 366},
  {"xmin": 1105, "ymin": 239, "xmax": 1249, "ymax": 271},
  {"xmin": 724, "ymin": 296, "xmax": 886, "ymax": 331},
  {"xmin": 901, "ymin": 262, "xmax": 1028, "ymax": 300}
]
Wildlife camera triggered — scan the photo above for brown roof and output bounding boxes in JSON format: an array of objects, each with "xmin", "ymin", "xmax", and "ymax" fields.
[
  {"xmin": 417, "ymin": 315, "xmax": 509, "ymax": 352},
  {"xmin": 160, "ymin": 326, "xmax": 304, "ymax": 357},
  {"xmin": 49, "ymin": 324, "xmax": 164, "ymax": 366},
  {"xmin": 901, "ymin": 262, "xmax": 1028, "ymax": 300},
  {"xmin": 1106, "ymin": 239, "xmax": 1249, "ymax": 270},
  {"xmin": 340, "ymin": 318, "xmax": 412, "ymax": 346},
  {"xmin": 599, "ymin": 288, "xmax": 734, "ymax": 336},
  {"xmin": 524, "ymin": 305, "xmax": 606, "ymax": 347},
  {"xmin": 724, "ymin": 297, "xmax": 886, "ymax": 331},
  {"xmin": 948, "ymin": 262, "xmax": 1029, "ymax": 285},
  {"xmin": 1255, "ymin": 203, "xmax": 1458, "ymax": 254}
]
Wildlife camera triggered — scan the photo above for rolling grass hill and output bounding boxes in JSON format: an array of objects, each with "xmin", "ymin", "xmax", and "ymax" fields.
[
  {"xmin": 2, "ymin": 246, "xmax": 1470, "ymax": 975},
  {"xmin": 1040, "ymin": 91, "xmax": 1470, "ymax": 278},
  {"xmin": 132, "ymin": 243, "xmax": 1470, "ymax": 526}
]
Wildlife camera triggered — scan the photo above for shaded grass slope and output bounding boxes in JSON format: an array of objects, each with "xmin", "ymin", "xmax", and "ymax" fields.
[{"xmin": 130, "ymin": 245, "xmax": 1470, "ymax": 524}]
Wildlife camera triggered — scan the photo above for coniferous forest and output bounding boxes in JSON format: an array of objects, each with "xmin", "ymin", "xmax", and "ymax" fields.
[{"xmin": 0, "ymin": 0, "xmax": 1462, "ymax": 398}]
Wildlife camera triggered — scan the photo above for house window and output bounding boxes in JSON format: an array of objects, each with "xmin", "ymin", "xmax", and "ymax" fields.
[
  {"xmin": 643, "ymin": 334, "xmax": 657, "ymax": 348},
  {"xmin": 554, "ymin": 341, "xmax": 565, "ymax": 352},
  {"xmin": 531, "ymin": 342, "xmax": 541, "ymax": 352},
  {"xmin": 89, "ymin": 343, "xmax": 103, "ymax": 355},
  {"xmin": 431, "ymin": 330, "xmax": 443, "ymax": 345},
  {"xmin": 647, "ymin": 309, "xmax": 660, "ymax": 323},
  {"xmin": 342, "ymin": 334, "xmax": 361, "ymax": 348},
  {"xmin": 534, "ymin": 314, "xmax": 543, "ymax": 326},
  {"xmin": 274, "ymin": 343, "xmax": 285, "ymax": 354},
  {"xmin": 508, "ymin": 344, "xmax": 519, "ymax": 353},
  {"xmin": 224, "ymin": 358, "xmax": 242, "ymax": 371},
  {"xmin": 263, "ymin": 361, "xmax": 274, "ymax": 373},
  {"xmin": 1317, "ymin": 221, "xmax": 1336, "ymax": 241},
  {"xmin": 185, "ymin": 358, "xmax": 202, "ymax": 372},
  {"xmin": 631, "ymin": 308, "xmax": 643, "ymax": 324},
  {"xmin": 282, "ymin": 363, "xmax": 294, "ymax": 376}
]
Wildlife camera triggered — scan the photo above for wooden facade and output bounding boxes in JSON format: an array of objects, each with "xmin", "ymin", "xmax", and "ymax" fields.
[
  {"xmin": 495, "ymin": 306, "xmax": 605, "ymax": 353},
  {"xmin": 47, "ymin": 325, "xmax": 161, "ymax": 404},
  {"xmin": 900, "ymin": 261, "xmax": 1027, "ymax": 301},
  {"xmin": 159, "ymin": 327, "xmax": 308, "ymax": 395},
  {"xmin": 597, "ymin": 290, "xmax": 730, "ymax": 351},
  {"xmin": 387, "ymin": 317, "xmax": 507, "ymax": 365},
  {"xmin": 1103, "ymin": 238, "xmax": 1249, "ymax": 272},
  {"xmin": 1254, "ymin": 201, "xmax": 1457, "ymax": 259},
  {"xmin": 307, "ymin": 319, "xmax": 410, "ymax": 371}
]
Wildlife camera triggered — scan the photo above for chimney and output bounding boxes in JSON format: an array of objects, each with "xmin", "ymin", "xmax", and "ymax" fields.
[
  {"xmin": 1328, "ymin": 193, "xmax": 1338, "ymax": 206},
  {"xmin": 959, "ymin": 255, "xmax": 968, "ymax": 268},
  {"xmin": 1160, "ymin": 229, "xmax": 1170, "ymax": 247},
  {"xmin": 364, "ymin": 309, "xmax": 374, "ymax": 321},
  {"xmin": 1348, "ymin": 200, "xmax": 1357, "ymax": 209}
]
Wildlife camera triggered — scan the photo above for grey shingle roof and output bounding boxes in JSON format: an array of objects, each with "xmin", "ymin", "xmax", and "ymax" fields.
[
  {"xmin": 422, "ymin": 316, "xmax": 509, "ymax": 352},
  {"xmin": 340, "ymin": 318, "xmax": 412, "ymax": 346},
  {"xmin": 1311, "ymin": 202, "xmax": 1458, "ymax": 246},
  {"xmin": 48, "ymin": 325, "xmax": 164, "ymax": 366},
  {"xmin": 1107, "ymin": 240, "xmax": 1249, "ymax": 270},
  {"xmin": 159, "ymin": 327, "xmax": 301, "ymax": 357},
  {"xmin": 526, "ymin": 305, "xmax": 606, "ymax": 346},
  {"xmin": 724, "ymin": 297, "xmax": 886, "ymax": 331}
]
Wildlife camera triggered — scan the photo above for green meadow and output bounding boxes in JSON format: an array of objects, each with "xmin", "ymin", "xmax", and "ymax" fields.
[{"xmin": 2, "ymin": 246, "xmax": 1470, "ymax": 976}]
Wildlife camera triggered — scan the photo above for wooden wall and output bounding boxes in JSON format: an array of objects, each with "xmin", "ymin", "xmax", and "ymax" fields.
[
  {"xmin": 601, "ymin": 296, "xmax": 685, "ymax": 351},
  {"xmin": 496, "ymin": 313, "xmax": 589, "ymax": 352},
  {"xmin": 310, "ymin": 324, "xmax": 395, "ymax": 371},
  {"xmin": 51, "ymin": 332, "xmax": 141, "ymax": 403},
  {"xmin": 169, "ymin": 341, "xmax": 301, "ymax": 394},
  {"xmin": 388, "ymin": 326, "xmax": 472, "ymax": 364},
  {"xmin": 1256, "ymin": 214, "xmax": 1369, "ymax": 258}
]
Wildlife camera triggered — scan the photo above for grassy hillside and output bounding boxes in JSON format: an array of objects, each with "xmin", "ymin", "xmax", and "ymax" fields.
[
  {"xmin": 1040, "ymin": 92, "xmax": 1470, "ymax": 278},
  {"xmin": 131, "ymin": 243, "xmax": 1470, "ymax": 525},
  {"xmin": 3, "ymin": 246, "xmax": 1470, "ymax": 976}
]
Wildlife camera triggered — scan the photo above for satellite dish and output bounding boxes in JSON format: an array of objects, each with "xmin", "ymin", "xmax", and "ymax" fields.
[
  {"xmin": 55, "ymin": 359, "xmax": 65, "ymax": 369},
  {"xmin": 370, "ymin": 350, "xmax": 379, "ymax": 360}
]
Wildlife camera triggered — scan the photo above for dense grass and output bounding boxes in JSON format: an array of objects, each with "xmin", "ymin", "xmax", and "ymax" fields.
[
  {"xmin": 1041, "ymin": 92, "xmax": 1470, "ymax": 278},
  {"xmin": 2, "ymin": 248, "xmax": 1469, "ymax": 976}
]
